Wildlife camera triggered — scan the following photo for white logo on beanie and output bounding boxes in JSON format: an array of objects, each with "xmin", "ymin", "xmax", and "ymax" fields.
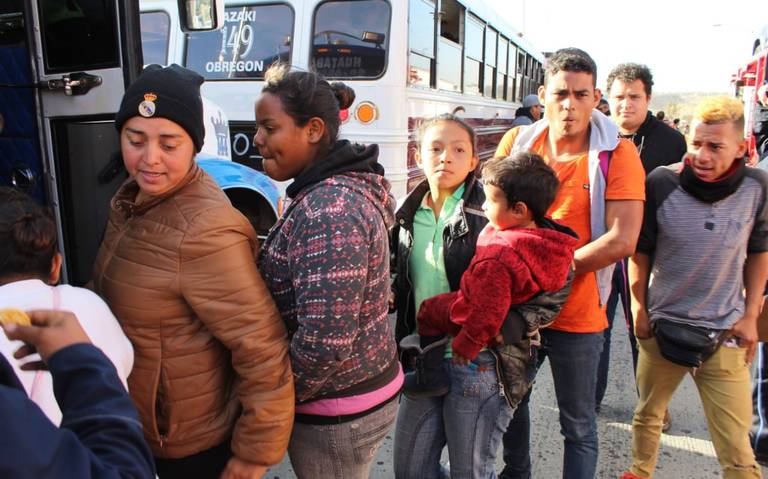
[{"xmin": 138, "ymin": 92, "xmax": 157, "ymax": 118}]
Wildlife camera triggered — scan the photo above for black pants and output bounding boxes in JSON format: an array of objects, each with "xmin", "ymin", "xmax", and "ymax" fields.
[
  {"xmin": 154, "ymin": 440, "xmax": 232, "ymax": 479},
  {"xmin": 752, "ymin": 342, "xmax": 768, "ymax": 462},
  {"xmin": 596, "ymin": 260, "xmax": 638, "ymax": 407}
]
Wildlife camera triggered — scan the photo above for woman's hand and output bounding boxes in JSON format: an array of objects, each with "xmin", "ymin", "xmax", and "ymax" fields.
[{"xmin": 220, "ymin": 457, "xmax": 267, "ymax": 479}]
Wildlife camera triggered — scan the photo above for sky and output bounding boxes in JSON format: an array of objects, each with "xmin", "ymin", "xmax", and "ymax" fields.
[{"xmin": 486, "ymin": 0, "xmax": 765, "ymax": 93}]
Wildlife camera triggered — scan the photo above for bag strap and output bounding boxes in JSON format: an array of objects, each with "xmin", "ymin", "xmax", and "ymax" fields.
[
  {"xmin": 598, "ymin": 150, "xmax": 612, "ymax": 180},
  {"xmin": 29, "ymin": 287, "xmax": 61, "ymax": 399}
]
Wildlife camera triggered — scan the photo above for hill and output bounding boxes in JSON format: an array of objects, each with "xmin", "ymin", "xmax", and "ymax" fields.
[{"xmin": 648, "ymin": 92, "xmax": 726, "ymax": 125}]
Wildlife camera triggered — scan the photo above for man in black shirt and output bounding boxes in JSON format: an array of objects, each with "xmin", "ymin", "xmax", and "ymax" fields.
[
  {"xmin": 595, "ymin": 63, "xmax": 687, "ymax": 420},
  {"xmin": 751, "ymin": 82, "xmax": 768, "ymax": 465}
]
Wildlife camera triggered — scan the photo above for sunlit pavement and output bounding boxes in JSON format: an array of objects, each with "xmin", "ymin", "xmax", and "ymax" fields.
[{"xmin": 267, "ymin": 312, "xmax": 768, "ymax": 478}]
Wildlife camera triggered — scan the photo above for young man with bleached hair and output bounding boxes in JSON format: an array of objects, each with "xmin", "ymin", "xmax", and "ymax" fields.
[{"xmin": 622, "ymin": 97, "xmax": 768, "ymax": 479}]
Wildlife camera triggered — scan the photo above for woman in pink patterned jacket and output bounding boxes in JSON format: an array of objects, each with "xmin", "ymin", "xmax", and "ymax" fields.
[{"xmin": 255, "ymin": 63, "xmax": 401, "ymax": 479}]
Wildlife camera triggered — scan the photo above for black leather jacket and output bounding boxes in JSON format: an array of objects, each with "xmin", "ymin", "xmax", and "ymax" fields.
[{"xmin": 390, "ymin": 175, "xmax": 487, "ymax": 344}]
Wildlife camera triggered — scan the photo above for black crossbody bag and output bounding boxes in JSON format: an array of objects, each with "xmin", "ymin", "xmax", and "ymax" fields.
[{"xmin": 652, "ymin": 319, "xmax": 727, "ymax": 369}]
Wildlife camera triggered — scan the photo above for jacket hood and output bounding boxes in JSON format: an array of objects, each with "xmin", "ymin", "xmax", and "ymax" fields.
[
  {"xmin": 287, "ymin": 140, "xmax": 385, "ymax": 198},
  {"xmin": 492, "ymin": 221, "xmax": 578, "ymax": 292},
  {"xmin": 515, "ymin": 110, "xmax": 619, "ymax": 154},
  {"xmin": 291, "ymin": 140, "xmax": 394, "ymax": 229},
  {"xmin": 331, "ymin": 171, "xmax": 396, "ymax": 230},
  {"xmin": 587, "ymin": 109, "xmax": 620, "ymax": 153}
]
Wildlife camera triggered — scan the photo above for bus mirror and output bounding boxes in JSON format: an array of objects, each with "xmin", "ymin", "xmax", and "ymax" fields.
[
  {"xmin": 178, "ymin": 0, "xmax": 224, "ymax": 32},
  {"xmin": 361, "ymin": 31, "xmax": 385, "ymax": 45}
]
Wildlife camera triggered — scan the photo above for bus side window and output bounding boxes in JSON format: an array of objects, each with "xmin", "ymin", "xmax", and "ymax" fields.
[
  {"xmin": 464, "ymin": 14, "xmax": 483, "ymax": 95},
  {"xmin": 39, "ymin": 0, "xmax": 120, "ymax": 73},
  {"xmin": 408, "ymin": 0, "xmax": 435, "ymax": 88},
  {"xmin": 436, "ymin": 0, "xmax": 463, "ymax": 93}
]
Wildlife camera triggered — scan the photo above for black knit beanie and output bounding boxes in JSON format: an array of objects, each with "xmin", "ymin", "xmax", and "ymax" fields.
[{"xmin": 115, "ymin": 64, "xmax": 205, "ymax": 152}]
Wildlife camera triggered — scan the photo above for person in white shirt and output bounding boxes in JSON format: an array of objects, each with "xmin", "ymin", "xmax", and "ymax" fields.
[{"xmin": 0, "ymin": 187, "xmax": 133, "ymax": 425}]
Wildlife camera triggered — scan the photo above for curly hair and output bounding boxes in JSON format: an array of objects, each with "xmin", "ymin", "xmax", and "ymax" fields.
[{"xmin": 606, "ymin": 63, "xmax": 654, "ymax": 97}]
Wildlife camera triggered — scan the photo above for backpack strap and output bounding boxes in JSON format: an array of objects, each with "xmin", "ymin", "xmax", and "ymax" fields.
[{"xmin": 598, "ymin": 150, "xmax": 612, "ymax": 180}]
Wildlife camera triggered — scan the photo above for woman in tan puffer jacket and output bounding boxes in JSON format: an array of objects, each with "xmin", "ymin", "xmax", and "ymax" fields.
[{"xmin": 91, "ymin": 64, "xmax": 294, "ymax": 479}]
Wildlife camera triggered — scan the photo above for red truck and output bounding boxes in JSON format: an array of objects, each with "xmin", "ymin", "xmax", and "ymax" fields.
[{"xmin": 732, "ymin": 25, "xmax": 768, "ymax": 164}]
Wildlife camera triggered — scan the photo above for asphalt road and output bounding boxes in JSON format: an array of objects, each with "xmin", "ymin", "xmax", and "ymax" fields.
[{"xmin": 267, "ymin": 314, "xmax": 766, "ymax": 478}]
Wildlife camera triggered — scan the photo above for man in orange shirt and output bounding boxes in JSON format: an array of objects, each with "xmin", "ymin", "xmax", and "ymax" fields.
[{"xmin": 496, "ymin": 48, "xmax": 645, "ymax": 479}]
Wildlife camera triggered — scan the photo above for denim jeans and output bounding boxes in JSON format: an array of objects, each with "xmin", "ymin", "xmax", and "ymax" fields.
[
  {"xmin": 500, "ymin": 329, "xmax": 603, "ymax": 479},
  {"xmin": 288, "ymin": 398, "xmax": 397, "ymax": 479},
  {"xmin": 394, "ymin": 350, "xmax": 513, "ymax": 479},
  {"xmin": 596, "ymin": 260, "xmax": 638, "ymax": 407}
]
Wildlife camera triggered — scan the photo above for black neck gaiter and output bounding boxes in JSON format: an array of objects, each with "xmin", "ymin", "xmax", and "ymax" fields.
[{"xmin": 679, "ymin": 157, "xmax": 746, "ymax": 203}]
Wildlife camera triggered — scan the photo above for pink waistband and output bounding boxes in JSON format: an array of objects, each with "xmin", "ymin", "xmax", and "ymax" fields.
[{"xmin": 295, "ymin": 364, "xmax": 404, "ymax": 416}]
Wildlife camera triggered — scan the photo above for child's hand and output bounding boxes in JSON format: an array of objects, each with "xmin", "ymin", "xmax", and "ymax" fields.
[
  {"xmin": 2, "ymin": 310, "xmax": 91, "ymax": 369},
  {"xmin": 527, "ymin": 329, "xmax": 541, "ymax": 347},
  {"xmin": 452, "ymin": 352, "xmax": 472, "ymax": 366}
]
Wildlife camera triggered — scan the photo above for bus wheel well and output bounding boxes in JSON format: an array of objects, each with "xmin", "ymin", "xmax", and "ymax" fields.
[{"xmin": 224, "ymin": 188, "xmax": 278, "ymax": 238}]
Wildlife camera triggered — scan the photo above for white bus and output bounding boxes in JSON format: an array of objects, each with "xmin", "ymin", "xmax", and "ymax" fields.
[{"xmin": 139, "ymin": 0, "xmax": 544, "ymax": 198}]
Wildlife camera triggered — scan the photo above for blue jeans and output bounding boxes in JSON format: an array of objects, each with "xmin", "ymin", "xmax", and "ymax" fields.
[
  {"xmin": 288, "ymin": 398, "xmax": 398, "ymax": 479},
  {"xmin": 394, "ymin": 350, "xmax": 513, "ymax": 479},
  {"xmin": 500, "ymin": 329, "xmax": 603, "ymax": 479},
  {"xmin": 596, "ymin": 260, "xmax": 638, "ymax": 407}
]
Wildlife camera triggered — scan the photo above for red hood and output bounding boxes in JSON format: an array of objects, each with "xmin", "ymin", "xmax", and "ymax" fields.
[{"xmin": 477, "ymin": 223, "xmax": 578, "ymax": 292}]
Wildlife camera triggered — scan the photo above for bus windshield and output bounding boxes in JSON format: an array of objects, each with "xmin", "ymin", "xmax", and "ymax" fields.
[
  {"xmin": 311, "ymin": 0, "xmax": 390, "ymax": 79},
  {"xmin": 185, "ymin": 4, "xmax": 293, "ymax": 80}
]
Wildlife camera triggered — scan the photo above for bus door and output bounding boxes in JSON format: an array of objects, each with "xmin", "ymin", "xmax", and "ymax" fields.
[
  {"xmin": 16, "ymin": 0, "xmax": 143, "ymax": 285},
  {"xmin": 0, "ymin": 2, "xmax": 46, "ymax": 203}
]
